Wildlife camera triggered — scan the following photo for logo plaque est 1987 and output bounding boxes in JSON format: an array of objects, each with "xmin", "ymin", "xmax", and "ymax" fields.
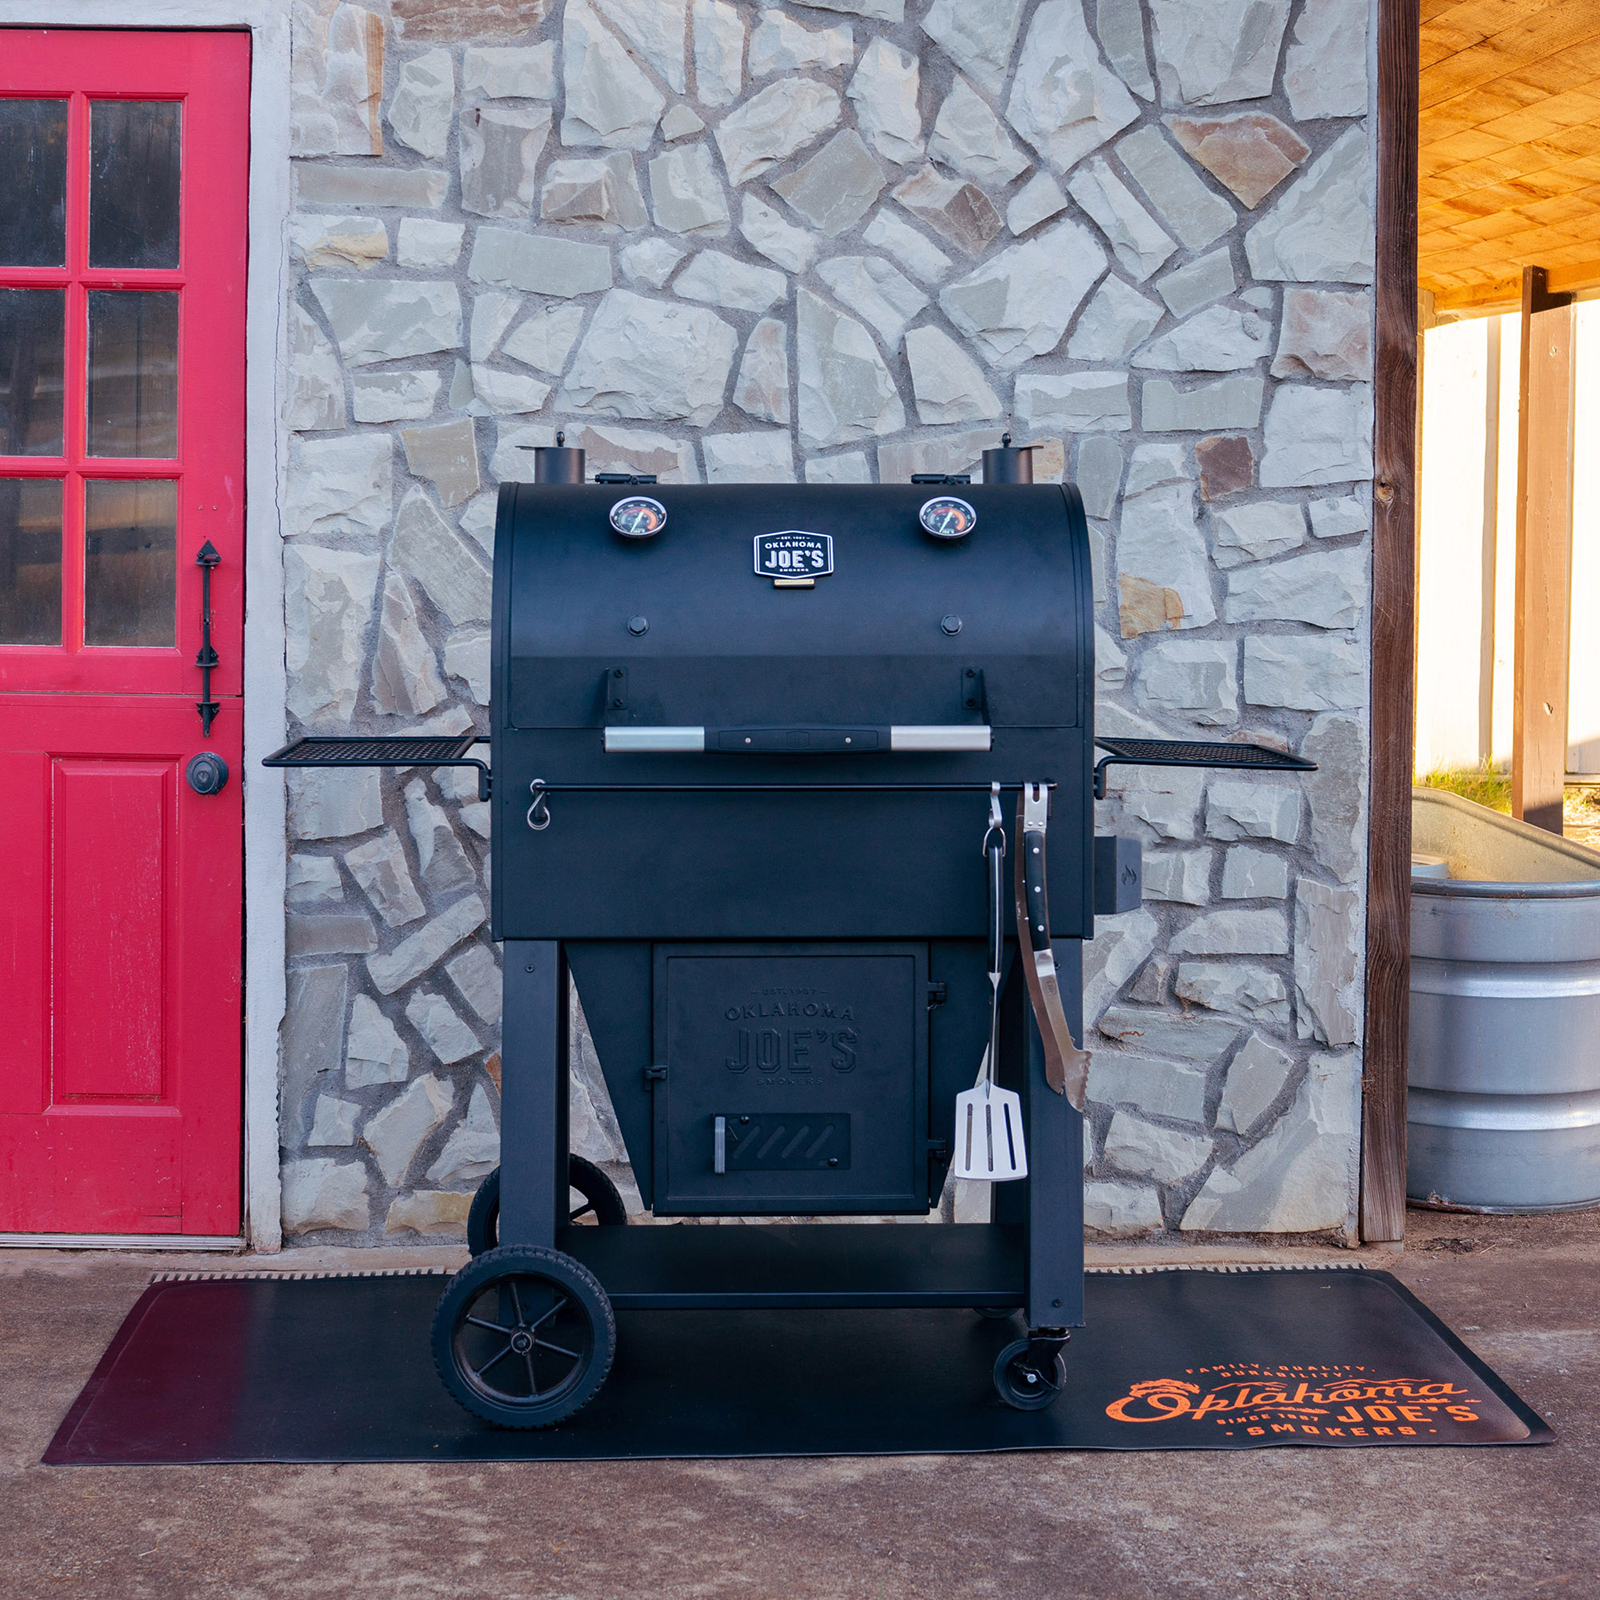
[{"xmin": 754, "ymin": 530, "xmax": 833, "ymax": 584}]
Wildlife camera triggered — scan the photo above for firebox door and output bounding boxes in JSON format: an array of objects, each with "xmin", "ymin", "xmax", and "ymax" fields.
[{"xmin": 650, "ymin": 945, "xmax": 931, "ymax": 1215}]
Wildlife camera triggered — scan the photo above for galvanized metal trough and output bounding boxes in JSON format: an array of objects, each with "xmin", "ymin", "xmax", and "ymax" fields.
[{"xmin": 1409, "ymin": 788, "xmax": 1600, "ymax": 1212}]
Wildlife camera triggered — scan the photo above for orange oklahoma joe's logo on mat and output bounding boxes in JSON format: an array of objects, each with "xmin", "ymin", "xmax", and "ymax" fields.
[{"xmin": 1105, "ymin": 1364, "xmax": 1494, "ymax": 1440}]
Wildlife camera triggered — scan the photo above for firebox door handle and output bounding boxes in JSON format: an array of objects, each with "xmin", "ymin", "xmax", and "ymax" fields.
[
  {"xmin": 603, "ymin": 725, "xmax": 992, "ymax": 753},
  {"xmin": 713, "ymin": 1116, "xmax": 727, "ymax": 1175}
]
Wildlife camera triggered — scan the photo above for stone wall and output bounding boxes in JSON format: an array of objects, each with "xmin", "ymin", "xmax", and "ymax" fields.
[{"xmin": 277, "ymin": 0, "xmax": 1376, "ymax": 1245}]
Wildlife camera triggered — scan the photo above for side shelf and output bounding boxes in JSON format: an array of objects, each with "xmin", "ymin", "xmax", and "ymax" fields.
[
  {"xmin": 1092, "ymin": 736, "xmax": 1317, "ymax": 800},
  {"xmin": 261, "ymin": 734, "xmax": 492, "ymax": 801}
]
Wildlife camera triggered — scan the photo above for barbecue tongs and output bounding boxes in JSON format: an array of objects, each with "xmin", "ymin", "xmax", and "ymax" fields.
[{"xmin": 1015, "ymin": 782, "xmax": 1091, "ymax": 1111}]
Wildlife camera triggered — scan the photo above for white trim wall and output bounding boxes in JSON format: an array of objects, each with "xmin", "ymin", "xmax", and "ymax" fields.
[{"xmin": 0, "ymin": 1, "xmax": 293, "ymax": 1249}]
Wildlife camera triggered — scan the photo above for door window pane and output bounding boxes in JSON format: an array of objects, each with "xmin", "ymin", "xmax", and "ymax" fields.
[
  {"xmin": 89, "ymin": 101, "xmax": 182, "ymax": 270},
  {"xmin": 0, "ymin": 100, "xmax": 68, "ymax": 267},
  {"xmin": 0, "ymin": 289, "xmax": 65, "ymax": 456},
  {"xmin": 87, "ymin": 292, "xmax": 178, "ymax": 458},
  {"xmin": 83, "ymin": 479, "xmax": 176, "ymax": 647},
  {"xmin": 0, "ymin": 478, "xmax": 63, "ymax": 645}
]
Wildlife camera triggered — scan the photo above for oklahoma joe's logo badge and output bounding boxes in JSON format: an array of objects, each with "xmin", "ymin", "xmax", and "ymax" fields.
[
  {"xmin": 755, "ymin": 530, "xmax": 833, "ymax": 585},
  {"xmin": 1103, "ymin": 1364, "xmax": 1501, "ymax": 1441}
]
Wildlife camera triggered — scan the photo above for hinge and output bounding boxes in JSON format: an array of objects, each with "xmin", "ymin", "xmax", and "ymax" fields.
[
  {"xmin": 926, "ymin": 1138, "xmax": 949, "ymax": 1158},
  {"xmin": 603, "ymin": 665, "xmax": 628, "ymax": 722},
  {"xmin": 926, "ymin": 981, "xmax": 948, "ymax": 1010},
  {"xmin": 643, "ymin": 1065, "xmax": 667, "ymax": 1085},
  {"xmin": 960, "ymin": 664, "xmax": 986, "ymax": 716}
]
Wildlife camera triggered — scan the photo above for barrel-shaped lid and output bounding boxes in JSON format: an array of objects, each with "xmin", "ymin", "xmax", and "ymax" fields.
[{"xmin": 498, "ymin": 481, "xmax": 1089, "ymax": 733}]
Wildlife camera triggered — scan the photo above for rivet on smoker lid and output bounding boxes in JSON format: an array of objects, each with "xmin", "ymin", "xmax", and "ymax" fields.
[
  {"xmin": 628, "ymin": 616, "xmax": 648, "ymax": 634},
  {"xmin": 941, "ymin": 614, "xmax": 962, "ymax": 634}
]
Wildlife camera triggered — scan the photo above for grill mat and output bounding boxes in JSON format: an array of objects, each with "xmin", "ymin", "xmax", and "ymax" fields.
[{"xmin": 44, "ymin": 1267, "xmax": 1550, "ymax": 1464}]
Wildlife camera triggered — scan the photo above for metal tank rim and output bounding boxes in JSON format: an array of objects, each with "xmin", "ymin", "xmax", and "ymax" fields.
[
  {"xmin": 1412, "ymin": 876, "xmax": 1600, "ymax": 901},
  {"xmin": 1408, "ymin": 1193, "xmax": 1600, "ymax": 1215}
]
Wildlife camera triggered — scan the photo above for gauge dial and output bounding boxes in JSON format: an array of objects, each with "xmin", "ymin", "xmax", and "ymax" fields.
[
  {"xmin": 609, "ymin": 495, "xmax": 667, "ymax": 538},
  {"xmin": 918, "ymin": 495, "xmax": 977, "ymax": 540}
]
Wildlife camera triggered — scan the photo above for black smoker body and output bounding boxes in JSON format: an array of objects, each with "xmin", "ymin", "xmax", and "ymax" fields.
[
  {"xmin": 264, "ymin": 442, "xmax": 1315, "ymax": 1429},
  {"xmin": 482, "ymin": 466, "xmax": 1102, "ymax": 1424}
]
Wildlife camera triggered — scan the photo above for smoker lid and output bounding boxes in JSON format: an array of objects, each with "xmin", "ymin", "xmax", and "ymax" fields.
[{"xmin": 499, "ymin": 482, "xmax": 1091, "ymax": 733}]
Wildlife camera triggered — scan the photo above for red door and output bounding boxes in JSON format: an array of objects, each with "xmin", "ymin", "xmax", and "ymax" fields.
[{"xmin": 0, "ymin": 31, "xmax": 249, "ymax": 1236}]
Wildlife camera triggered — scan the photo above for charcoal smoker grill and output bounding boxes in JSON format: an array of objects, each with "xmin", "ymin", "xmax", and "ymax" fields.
[{"xmin": 266, "ymin": 436, "xmax": 1314, "ymax": 1429}]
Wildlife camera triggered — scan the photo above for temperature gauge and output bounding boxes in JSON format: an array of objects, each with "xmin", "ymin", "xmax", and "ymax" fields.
[
  {"xmin": 918, "ymin": 495, "xmax": 977, "ymax": 541},
  {"xmin": 609, "ymin": 495, "xmax": 667, "ymax": 538}
]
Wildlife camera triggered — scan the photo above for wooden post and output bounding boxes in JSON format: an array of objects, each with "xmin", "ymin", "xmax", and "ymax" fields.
[
  {"xmin": 1513, "ymin": 267, "xmax": 1576, "ymax": 834},
  {"xmin": 1361, "ymin": 0, "xmax": 1418, "ymax": 1245},
  {"xmin": 1480, "ymin": 317, "xmax": 1502, "ymax": 766}
]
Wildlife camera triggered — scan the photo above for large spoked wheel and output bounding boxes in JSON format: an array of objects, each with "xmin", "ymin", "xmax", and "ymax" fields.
[
  {"xmin": 467, "ymin": 1156, "xmax": 627, "ymax": 1256},
  {"xmin": 432, "ymin": 1245, "xmax": 615, "ymax": 1429},
  {"xmin": 993, "ymin": 1337, "xmax": 1066, "ymax": 1412}
]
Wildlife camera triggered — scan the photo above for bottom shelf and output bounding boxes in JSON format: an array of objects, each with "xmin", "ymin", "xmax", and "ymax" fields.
[{"xmin": 552, "ymin": 1220, "xmax": 1025, "ymax": 1310}]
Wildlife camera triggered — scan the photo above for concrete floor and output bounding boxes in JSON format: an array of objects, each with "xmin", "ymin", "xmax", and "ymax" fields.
[{"xmin": 1, "ymin": 1208, "xmax": 1596, "ymax": 1600}]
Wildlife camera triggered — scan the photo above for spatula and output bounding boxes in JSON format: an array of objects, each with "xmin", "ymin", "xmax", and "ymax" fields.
[{"xmin": 953, "ymin": 786, "xmax": 1026, "ymax": 1182}]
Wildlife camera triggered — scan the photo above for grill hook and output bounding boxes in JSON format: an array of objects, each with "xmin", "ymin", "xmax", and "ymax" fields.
[
  {"xmin": 526, "ymin": 779, "xmax": 552, "ymax": 831},
  {"xmin": 980, "ymin": 779, "xmax": 1004, "ymax": 858}
]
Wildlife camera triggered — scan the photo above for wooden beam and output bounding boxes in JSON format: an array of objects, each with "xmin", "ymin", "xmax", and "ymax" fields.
[
  {"xmin": 1428, "ymin": 256, "xmax": 1600, "ymax": 314},
  {"xmin": 1362, "ymin": 0, "xmax": 1419, "ymax": 1246},
  {"xmin": 1512, "ymin": 265, "xmax": 1576, "ymax": 832},
  {"xmin": 1480, "ymin": 316, "xmax": 1503, "ymax": 766}
]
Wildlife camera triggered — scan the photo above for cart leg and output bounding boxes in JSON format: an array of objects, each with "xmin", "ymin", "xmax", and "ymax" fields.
[
  {"xmin": 993, "ymin": 962, "xmax": 1027, "ymax": 1230},
  {"xmin": 499, "ymin": 940, "xmax": 565, "ymax": 1250},
  {"xmin": 1023, "ymin": 939, "xmax": 1084, "ymax": 1329}
]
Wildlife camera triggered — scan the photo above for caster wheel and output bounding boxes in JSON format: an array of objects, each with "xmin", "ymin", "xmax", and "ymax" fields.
[
  {"xmin": 432, "ymin": 1245, "xmax": 615, "ymax": 1429},
  {"xmin": 974, "ymin": 1306, "xmax": 1018, "ymax": 1321},
  {"xmin": 467, "ymin": 1156, "xmax": 628, "ymax": 1256},
  {"xmin": 993, "ymin": 1337, "xmax": 1066, "ymax": 1412}
]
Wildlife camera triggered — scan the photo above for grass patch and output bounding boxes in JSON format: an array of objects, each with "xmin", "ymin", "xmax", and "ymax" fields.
[
  {"xmin": 1418, "ymin": 768, "xmax": 1600, "ymax": 829},
  {"xmin": 1419, "ymin": 766, "xmax": 1512, "ymax": 814}
]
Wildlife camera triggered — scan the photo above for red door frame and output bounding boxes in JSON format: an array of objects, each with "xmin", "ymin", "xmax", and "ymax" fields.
[{"xmin": 0, "ymin": 30, "xmax": 250, "ymax": 1236}]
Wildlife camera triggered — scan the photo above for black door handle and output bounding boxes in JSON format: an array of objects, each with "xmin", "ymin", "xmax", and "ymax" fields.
[
  {"xmin": 186, "ymin": 753, "xmax": 228, "ymax": 795},
  {"xmin": 195, "ymin": 541, "xmax": 220, "ymax": 736}
]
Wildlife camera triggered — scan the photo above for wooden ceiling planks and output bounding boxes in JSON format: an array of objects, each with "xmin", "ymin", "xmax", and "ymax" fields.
[{"xmin": 1421, "ymin": 0, "xmax": 1600, "ymax": 309}]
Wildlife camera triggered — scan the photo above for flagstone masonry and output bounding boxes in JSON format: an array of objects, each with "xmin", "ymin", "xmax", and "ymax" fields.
[{"xmin": 279, "ymin": 0, "xmax": 1376, "ymax": 1248}]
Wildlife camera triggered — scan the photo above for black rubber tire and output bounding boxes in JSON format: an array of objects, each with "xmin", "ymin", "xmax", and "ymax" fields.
[
  {"xmin": 568, "ymin": 1155, "xmax": 628, "ymax": 1226},
  {"xmin": 432, "ymin": 1245, "xmax": 615, "ymax": 1429},
  {"xmin": 974, "ymin": 1306, "xmax": 1019, "ymax": 1321},
  {"xmin": 466, "ymin": 1168, "xmax": 500, "ymax": 1257},
  {"xmin": 467, "ymin": 1157, "xmax": 628, "ymax": 1257},
  {"xmin": 992, "ymin": 1337, "xmax": 1067, "ymax": 1412}
]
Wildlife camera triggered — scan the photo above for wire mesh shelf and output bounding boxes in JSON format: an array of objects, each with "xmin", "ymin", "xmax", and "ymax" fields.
[
  {"xmin": 1092, "ymin": 737, "xmax": 1316, "ymax": 798},
  {"xmin": 262, "ymin": 736, "xmax": 490, "ymax": 799}
]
